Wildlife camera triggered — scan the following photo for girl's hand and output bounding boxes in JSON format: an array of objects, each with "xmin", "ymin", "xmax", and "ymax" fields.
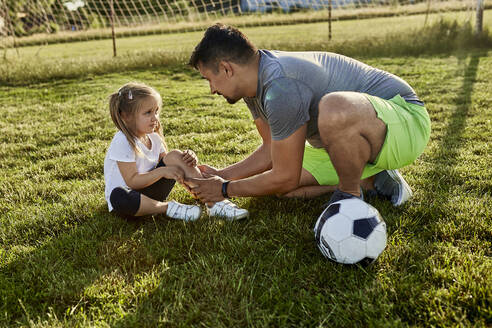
[
  {"xmin": 182, "ymin": 149, "xmax": 198, "ymax": 167},
  {"xmin": 198, "ymin": 164, "xmax": 220, "ymax": 178},
  {"xmin": 163, "ymin": 166, "xmax": 184, "ymax": 184}
]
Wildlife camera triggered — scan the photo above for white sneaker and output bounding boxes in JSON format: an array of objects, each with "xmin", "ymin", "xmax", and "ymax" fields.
[
  {"xmin": 166, "ymin": 201, "xmax": 201, "ymax": 221},
  {"xmin": 374, "ymin": 169, "xmax": 413, "ymax": 206},
  {"xmin": 207, "ymin": 200, "xmax": 249, "ymax": 221}
]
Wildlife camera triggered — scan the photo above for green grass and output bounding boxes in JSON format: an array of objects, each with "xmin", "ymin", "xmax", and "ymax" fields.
[
  {"xmin": 3, "ymin": 0, "xmax": 488, "ymax": 48},
  {"xmin": 0, "ymin": 20, "xmax": 491, "ymax": 327},
  {"xmin": 1, "ymin": 10, "xmax": 492, "ymax": 85}
]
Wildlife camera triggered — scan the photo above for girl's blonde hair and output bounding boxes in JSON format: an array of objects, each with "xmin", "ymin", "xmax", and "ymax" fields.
[{"xmin": 109, "ymin": 82, "xmax": 167, "ymax": 155}]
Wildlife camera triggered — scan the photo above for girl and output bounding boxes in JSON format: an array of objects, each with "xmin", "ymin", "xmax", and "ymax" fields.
[{"xmin": 104, "ymin": 82, "xmax": 248, "ymax": 221}]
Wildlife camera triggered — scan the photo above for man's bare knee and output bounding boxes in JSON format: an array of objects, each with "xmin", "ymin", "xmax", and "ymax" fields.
[
  {"xmin": 319, "ymin": 92, "xmax": 352, "ymax": 110},
  {"xmin": 318, "ymin": 93, "xmax": 353, "ymax": 132}
]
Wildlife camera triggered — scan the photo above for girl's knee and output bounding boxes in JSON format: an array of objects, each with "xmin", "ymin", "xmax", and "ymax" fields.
[
  {"xmin": 110, "ymin": 187, "xmax": 140, "ymax": 216},
  {"xmin": 162, "ymin": 149, "xmax": 184, "ymax": 166}
]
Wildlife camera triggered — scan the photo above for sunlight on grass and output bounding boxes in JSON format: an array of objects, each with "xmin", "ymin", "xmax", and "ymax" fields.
[
  {"xmin": 0, "ymin": 15, "xmax": 491, "ymax": 328},
  {"xmin": 0, "ymin": 0, "xmax": 479, "ymax": 48},
  {"xmin": 1, "ymin": 11, "xmax": 491, "ymax": 85}
]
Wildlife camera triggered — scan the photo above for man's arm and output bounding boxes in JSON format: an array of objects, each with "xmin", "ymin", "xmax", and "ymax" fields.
[
  {"xmin": 219, "ymin": 118, "xmax": 273, "ymax": 180},
  {"xmin": 228, "ymin": 124, "xmax": 306, "ymax": 196},
  {"xmin": 188, "ymin": 124, "xmax": 307, "ymax": 202}
]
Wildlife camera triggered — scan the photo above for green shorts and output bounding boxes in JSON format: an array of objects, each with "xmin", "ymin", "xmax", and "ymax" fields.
[{"xmin": 302, "ymin": 94, "xmax": 431, "ymax": 185}]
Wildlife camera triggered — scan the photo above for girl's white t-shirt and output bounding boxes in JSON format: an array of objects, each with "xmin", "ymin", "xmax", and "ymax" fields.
[{"xmin": 104, "ymin": 131, "xmax": 165, "ymax": 211}]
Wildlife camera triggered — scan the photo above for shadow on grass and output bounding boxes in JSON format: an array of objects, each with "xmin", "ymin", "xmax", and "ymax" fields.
[
  {"xmin": 2, "ymin": 51, "xmax": 485, "ymax": 327},
  {"xmin": 105, "ymin": 196, "xmax": 398, "ymax": 327},
  {"xmin": 388, "ymin": 52, "xmax": 486, "ymax": 325},
  {"xmin": 1, "ymin": 195, "xmax": 386, "ymax": 327},
  {"xmin": 421, "ymin": 52, "xmax": 482, "ymax": 208},
  {"xmin": 0, "ymin": 204, "xmax": 170, "ymax": 326}
]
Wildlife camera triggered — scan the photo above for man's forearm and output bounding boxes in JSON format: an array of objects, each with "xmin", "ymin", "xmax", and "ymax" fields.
[
  {"xmin": 187, "ymin": 127, "xmax": 306, "ymax": 203},
  {"xmin": 226, "ymin": 168, "xmax": 299, "ymax": 197},
  {"xmin": 221, "ymin": 144, "xmax": 272, "ymax": 180}
]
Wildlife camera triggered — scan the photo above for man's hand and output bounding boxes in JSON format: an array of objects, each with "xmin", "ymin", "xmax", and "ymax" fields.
[
  {"xmin": 198, "ymin": 164, "xmax": 221, "ymax": 178},
  {"xmin": 182, "ymin": 150, "xmax": 198, "ymax": 167},
  {"xmin": 186, "ymin": 176, "xmax": 226, "ymax": 203}
]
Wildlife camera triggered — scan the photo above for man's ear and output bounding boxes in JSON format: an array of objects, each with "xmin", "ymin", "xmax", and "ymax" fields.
[{"xmin": 220, "ymin": 61, "xmax": 234, "ymax": 78}]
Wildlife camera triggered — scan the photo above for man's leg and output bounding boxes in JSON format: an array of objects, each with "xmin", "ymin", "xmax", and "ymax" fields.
[
  {"xmin": 281, "ymin": 169, "xmax": 336, "ymax": 198},
  {"xmin": 318, "ymin": 92, "xmax": 386, "ymax": 197},
  {"xmin": 282, "ymin": 142, "xmax": 381, "ymax": 199},
  {"xmin": 282, "ymin": 171, "xmax": 376, "ymax": 199}
]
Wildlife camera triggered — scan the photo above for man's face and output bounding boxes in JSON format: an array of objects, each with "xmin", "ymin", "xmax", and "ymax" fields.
[{"xmin": 198, "ymin": 61, "xmax": 242, "ymax": 104}]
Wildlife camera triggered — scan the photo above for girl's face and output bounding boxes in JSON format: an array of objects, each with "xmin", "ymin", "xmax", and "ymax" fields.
[{"xmin": 131, "ymin": 96, "xmax": 160, "ymax": 137}]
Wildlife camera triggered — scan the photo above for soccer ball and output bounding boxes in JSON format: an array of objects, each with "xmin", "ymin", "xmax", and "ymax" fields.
[{"xmin": 314, "ymin": 198, "xmax": 387, "ymax": 265}]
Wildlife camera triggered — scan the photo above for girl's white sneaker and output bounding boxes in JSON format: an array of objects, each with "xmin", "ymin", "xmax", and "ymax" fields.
[
  {"xmin": 207, "ymin": 200, "xmax": 249, "ymax": 221},
  {"xmin": 166, "ymin": 201, "xmax": 202, "ymax": 221}
]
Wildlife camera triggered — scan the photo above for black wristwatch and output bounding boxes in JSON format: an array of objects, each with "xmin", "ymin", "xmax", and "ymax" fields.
[{"xmin": 222, "ymin": 180, "xmax": 231, "ymax": 199}]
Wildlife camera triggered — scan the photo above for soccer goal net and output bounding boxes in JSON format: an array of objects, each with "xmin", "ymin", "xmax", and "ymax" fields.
[{"xmin": 0, "ymin": 0, "xmax": 480, "ymax": 47}]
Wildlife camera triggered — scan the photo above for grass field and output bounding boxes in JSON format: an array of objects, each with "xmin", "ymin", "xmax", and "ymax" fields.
[
  {"xmin": 0, "ymin": 13, "xmax": 491, "ymax": 328},
  {"xmin": 2, "ymin": 10, "xmax": 492, "ymax": 85},
  {"xmin": 3, "ymin": 0, "xmax": 487, "ymax": 48}
]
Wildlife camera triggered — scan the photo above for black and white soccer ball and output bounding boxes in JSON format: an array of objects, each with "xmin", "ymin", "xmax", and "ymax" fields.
[{"xmin": 314, "ymin": 198, "xmax": 387, "ymax": 265}]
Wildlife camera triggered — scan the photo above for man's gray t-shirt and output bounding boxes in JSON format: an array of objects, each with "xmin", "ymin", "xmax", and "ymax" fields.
[{"xmin": 244, "ymin": 50, "xmax": 422, "ymax": 148}]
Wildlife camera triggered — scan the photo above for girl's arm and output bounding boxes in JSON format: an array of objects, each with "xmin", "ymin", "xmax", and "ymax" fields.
[{"xmin": 117, "ymin": 161, "xmax": 184, "ymax": 190}]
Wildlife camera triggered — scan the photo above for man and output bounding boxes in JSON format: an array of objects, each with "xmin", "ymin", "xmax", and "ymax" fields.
[{"xmin": 186, "ymin": 23, "xmax": 431, "ymax": 208}]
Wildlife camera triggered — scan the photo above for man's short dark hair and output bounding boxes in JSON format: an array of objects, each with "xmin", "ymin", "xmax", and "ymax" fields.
[{"xmin": 189, "ymin": 23, "xmax": 257, "ymax": 72}]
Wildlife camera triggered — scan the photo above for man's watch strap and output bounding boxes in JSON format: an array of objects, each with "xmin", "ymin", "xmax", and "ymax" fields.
[{"xmin": 222, "ymin": 180, "xmax": 231, "ymax": 199}]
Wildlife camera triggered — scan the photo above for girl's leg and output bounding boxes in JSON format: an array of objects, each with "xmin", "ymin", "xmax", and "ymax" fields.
[
  {"xmin": 135, "ymin": 193, "xmax": 169, "ymax": 216},
  {"xmin": 110, "ymin": 186, "xmax": 167, "ymax": 218},
  {"xmin": 163, "ymin": 150, "xmax": 212, "ymax": 205},
  {"xmin": 110, "ymin": 186, "xmax": 200, "ymax": 221},
  {"xmin": 138, "ymin": 159, "xmax": 176, "ymax": 202},
  {"xmin": 136, "ymin": 194, "xmax": 201, "ymax": 220},
  {"xmin": 163, "ymin": 150, "xmax": 203, "ymax": 181},
  {"xmin": 164, "ymin": 150, "xmax": 248, "ymax": 220}
]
